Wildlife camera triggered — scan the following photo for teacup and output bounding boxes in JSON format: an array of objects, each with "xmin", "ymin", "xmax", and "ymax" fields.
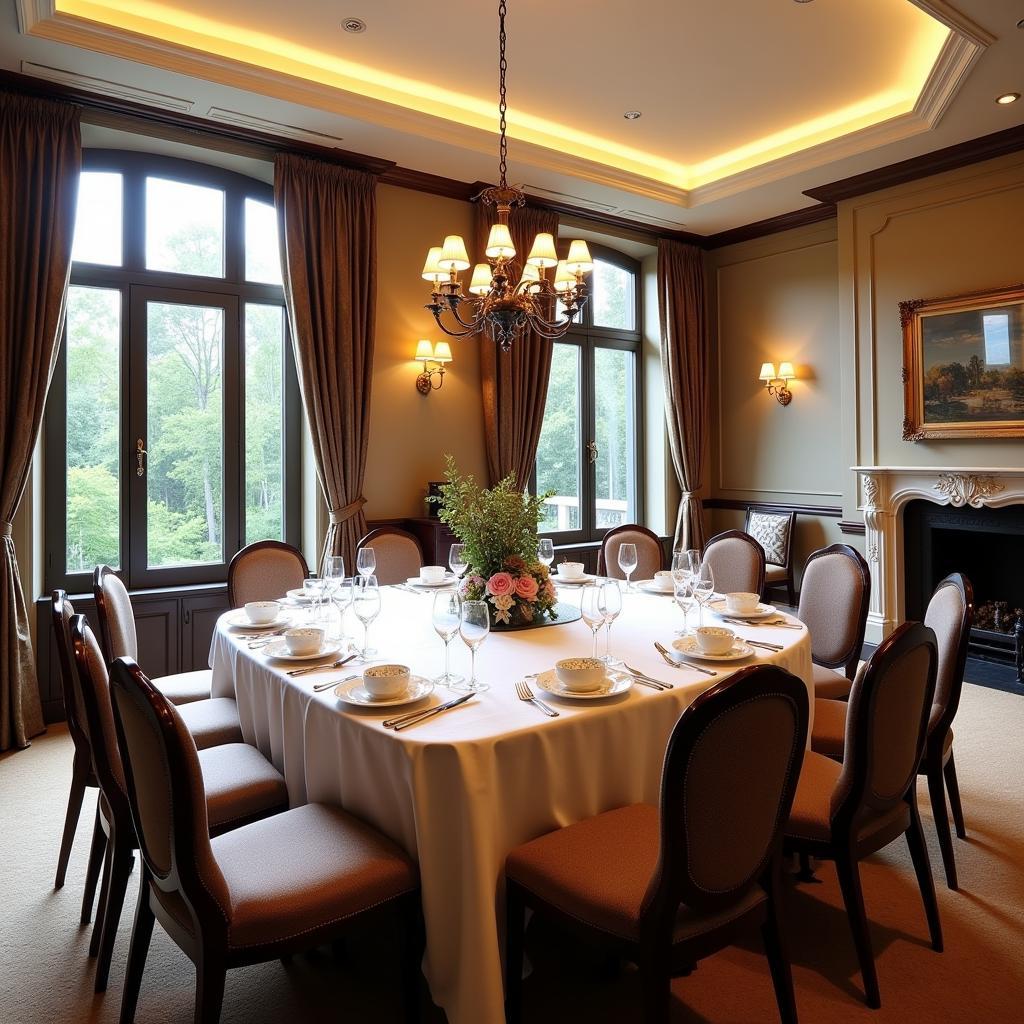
[
  {"xmin": 244, "ymin": 600, "xmax": 280, "ymax": 625},
  {"xmin": 653, "ymin": 571, "xmax": 675, "ymax": 591},
  {"xmin": 558, "ymin": 561, "xmax": 585, "ymax": 580},
  {"xmin": 284, "ymin": 627, "xmax": 324, "ymax": 656},
  {"xmin": 725, "ymin": 592, "xmax": 760, "ymax": 614},
  {"xmin": 363, "ymin": 663, "xmax": 411, "ymax": 699},
  {"xmin": 419, "ymin": 565, "xmax": 447, "ymax": 584},
  {"xmin": 555, "ymin": 657, "xmax": 606, "ymax": 692},
  {"xmin": 695, "ymin": 626, "xmax": 735, "ymax": 656}
]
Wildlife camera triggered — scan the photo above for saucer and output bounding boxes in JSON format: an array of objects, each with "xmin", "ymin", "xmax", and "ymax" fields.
[
  {"xmin": 671, "ymin": 636, "xmax": 755, "ymax": 662},
  {"xmin": 533, "ymin": 668, "xmax": 632, "ymax": 700},
  {"xmin": 405, "ymin": 574, "xmax": 458, "ymax": 589},
  {"xmin": 260, "ymin": 638, "xmax": 345, "ymax": 662},
  {"xmin": 334, "ymin": 675, "xmax": 434, "ymax": 708},
  {"xmin": 553, "ymin": 572, "xmax": 596, "ymax": 586},
  {"xmin": 225, "ymin": 610, "xmax": 291, "ymax": 629},
  {"xmin": 637, "ymin": 579, "xmax": 674, "ymax": 595},
  {"xmin": 709, "ymin": 599, "xmax": 776, "ymax": 620},
  {"xmin": 284, "ymin": 588, "xmax": 316, "ymax": 604}
]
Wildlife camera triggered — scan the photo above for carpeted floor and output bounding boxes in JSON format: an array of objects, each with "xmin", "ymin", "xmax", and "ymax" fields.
[{"xmin": 2, "ymin": 678, "xmax": 1023, "ymax": 1024}]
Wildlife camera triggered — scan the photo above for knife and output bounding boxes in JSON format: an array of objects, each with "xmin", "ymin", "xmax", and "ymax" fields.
[
  {"xmin": 623, "ymin": 665, "xmax": 673, "ymax": 690},
  {"xmin": 390, "ymin": 693, "xmax": 474, "ymax": 731}
]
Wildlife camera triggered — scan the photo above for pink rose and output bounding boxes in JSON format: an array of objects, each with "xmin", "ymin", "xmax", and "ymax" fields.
[
  {"xmin": 486, "ymin": 572, "xmax": 515, "ymax": 597},
  {"xmin": 515, "ymin": 574, "xmax": 539, "ymax": 600},
  {"xmin": 543, "ymin": 580, "xmax": 557, "ymax": 602}
]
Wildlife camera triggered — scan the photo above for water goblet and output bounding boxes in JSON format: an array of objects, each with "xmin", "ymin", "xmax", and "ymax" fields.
[
  {"xmin": 455, "ymin": 600, "xmax": 490, "ymax": 694},
  {"xmin": 581, "ymin": 585, "xmax": 606, "ymax": 660},
  {"xmin": 449, "ymin": 543, "xmax": 468, "ymax": 579},
  {"xmin": 692, "ymin": 564, "xmax": 716, "ymax": 630},
  {"xmin": 673, "ymin": 573, "xmax": 696, "ymax": 636},
  {"xmin": 353, "ymin": 575, "xmax": 381, "ymax": 656},
  {"xmin": 537, "ymin": 538, "xmax": 554, "ymax": 568},
  {"xmin": 618, "ymin": 543, "xmax": 638, "ymax": 591},
  {"xmin": 599, "ymin": 580, "xmax": 622, "ymax": 664},
  {"xmin": 356, "ymin": 547, "xmax": 376, "ymax": 579},
  {"xmin": 432, "ymin": 591, "xmax": 465, "ymax": 687}
]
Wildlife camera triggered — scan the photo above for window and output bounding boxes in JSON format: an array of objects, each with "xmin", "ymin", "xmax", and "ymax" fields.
[
  {"xmin": 46, "ymin": 152, "xmax": 300, "ymax": 592},
  {"xmin": 535, "ymin": 246, "xmax": 642, "ymax": 543}
]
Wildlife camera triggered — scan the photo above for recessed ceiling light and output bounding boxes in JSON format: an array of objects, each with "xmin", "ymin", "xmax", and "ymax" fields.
[
  {"xmin": 342, "ymin": 17, "xmax": 366, "ymax": 33},
  {"xmin": 996, "ymin": 92, "xmax": 1021, "ymax": 105},
  {"xmin": 623, "ymin": 110, "xmax": 642, "ymax": 120}
]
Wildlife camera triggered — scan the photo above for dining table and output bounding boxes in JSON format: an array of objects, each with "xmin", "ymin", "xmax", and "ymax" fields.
[{"xmin": 209, "ymin": 582, "xmax": 813, "ymax": 1024}]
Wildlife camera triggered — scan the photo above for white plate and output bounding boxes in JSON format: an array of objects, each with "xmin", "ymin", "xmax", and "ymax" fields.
[
  {"xmin": 672, "ymin": 636, "xmax": 755, "ymax": 662},
  {"xmin": 334, "ymin": 675, "xmax": 435, "ymax": 708},
  {"xmin": 637, "ymin": 579, "xmax": 674, "ymax": 595},
  {"xmin": 404, "ymin": 575, "xmax": 458, "ymax": 589},
  {"xmin": 225, "ymin": 610, "xmax": 292, "ymax": 629},
  {"xmin": 260, "ymin": 638, "xmax": 345, "ymax": 662},
  {"xmin": 552, "ymin": 573, "xmax": 596, "ymax": 586},
  {"xmin": 709, "ymin": 599, "xmax": 776, "ymax": 620},
  {"xmin": 285, "ymin": 588, "xmax": 317, "ymax": 604},
  {"xmin": 533, "ymin": 668, "xmax": 633, "ymax": 700}
]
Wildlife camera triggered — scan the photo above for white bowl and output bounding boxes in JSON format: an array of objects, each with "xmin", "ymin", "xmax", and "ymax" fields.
[
  {"xmin": 653, "ymin": 571, "xmax": 675, "ymax": 591},
  {"xmin": 244, "ymin": 600, "xmax": 280, "ymax": 625},
  {"xmin": 695, "ymin": 626, "xmax": 735, "ymax": 655},
  {"xmin": 284, "ymin": 627, "xmax": 324, "ymax": 656},
  {"xmin": 362, "ymin": 663, "xmax": 411, "ymax": 699},
  {"xmin": 419, "ymin": 565, "xmax": 446, "ymax": 584},
  {"xmin": 725, "ymin": 592, "xmax": 760, "ymax": 613},
  {"xmin": 555, "ymin": 657, "xmax": 606, "ymax": 692},
  {"xmin": 558, "ymin": 561, "xmax": 585, "ymax": 580}
]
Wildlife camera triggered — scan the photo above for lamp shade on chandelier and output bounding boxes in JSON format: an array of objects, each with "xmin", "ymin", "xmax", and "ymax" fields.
[{"xmin": 420, "ymin": 0, "xmax": 593, "ymax": 351}]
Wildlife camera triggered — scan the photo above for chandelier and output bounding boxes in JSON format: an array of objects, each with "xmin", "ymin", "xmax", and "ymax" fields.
[{"xmin": 420, "ymin": 0, "xmax": 593, "ymax": 352}]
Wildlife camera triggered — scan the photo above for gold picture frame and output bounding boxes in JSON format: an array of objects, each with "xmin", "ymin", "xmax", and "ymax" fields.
[{"xmin": 901, "ymin": 283, "xmax": 1024, "ymax": 441}]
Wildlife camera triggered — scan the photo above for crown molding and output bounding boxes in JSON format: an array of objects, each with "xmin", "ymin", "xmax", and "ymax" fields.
[{"xmin": 704, "ymin": 203, "xmax": 837, "ymax": 250}]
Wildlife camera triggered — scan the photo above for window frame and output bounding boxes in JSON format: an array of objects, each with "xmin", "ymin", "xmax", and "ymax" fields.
[{"xmin": 45, "ymin": 150, "xmax": 301, "ymax": 594}]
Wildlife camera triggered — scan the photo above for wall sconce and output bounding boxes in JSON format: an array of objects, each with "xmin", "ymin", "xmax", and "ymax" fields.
[
  {"xmin": 758, "ymin": 362, "xmax": 795, "ymax": 406},
  {"xmin": 415, "ymin": 339, "xmax": 452, "ymax": 395}
]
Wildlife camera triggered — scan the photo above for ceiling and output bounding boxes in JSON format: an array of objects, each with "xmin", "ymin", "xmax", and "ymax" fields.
[{"xmin": 4, "ymin": 0, "xmax": 1024, "ymax": 234}]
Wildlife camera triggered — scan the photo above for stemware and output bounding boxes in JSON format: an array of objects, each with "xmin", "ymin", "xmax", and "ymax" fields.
[
  {"xmin": 449, "ymin": 543, "xmax": 468, "ymax": 579},
  {"xmin": 455, "ymin": 600, "xmax": 490, "ymax": 694},
  {"xmin": 599, "ymin": 580, "xmax": 622, "ymax": 664},
  {"xmin": 356, "ymin": 547, "xmax": 377, "ymax": 579},
  {"xmin": 673, "ymin": 572, "xmax": 696, "ymax": 636},
  {"xmin": 580, "ymin": 585, "xmax": 606, "ymax": 659},
  {"xmin": 537, "ymin": 538, "xmax": 555, "ymax": 568},
  {"xmin": 432, "ymin": 591, "xmax": 465, "ymax": 686},
  {"xmin": 692, "ymin": 563, "xmax": 716, "ymax": 630},
  {"xmin": 352, "ymin": 575, "xmax": 381, "ymax": 656},
  {"xmin": 303, "ymin": 574, "xmax": 325, "ymax": 622},
  {"xmin": 617, "ymin": 543, "xmax": 638, "ymax": 590},
  {"xmin": 686, "ymin": 549, "xmax": 701, "ymax": 576},
  {"xmin": 332, "ymin": 575, "xmax": 355, "ymax": 644}
]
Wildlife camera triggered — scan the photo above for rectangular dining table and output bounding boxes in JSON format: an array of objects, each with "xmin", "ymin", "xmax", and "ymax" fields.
[{"xmin": 209, "ymin": 585, "xmax": 813, "ymax": 1024}]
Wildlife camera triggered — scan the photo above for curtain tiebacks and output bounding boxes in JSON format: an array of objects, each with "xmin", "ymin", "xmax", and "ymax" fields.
[
  {"xmin": 1, "ymin": 521, "xmax": 12, "ymax": 538},
  {"xmin": 328, "ymin": 498, "xmax": 367, "ymax": 526}
]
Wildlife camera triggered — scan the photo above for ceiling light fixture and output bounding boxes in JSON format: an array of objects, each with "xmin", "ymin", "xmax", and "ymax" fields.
[
  {"xmin": 420, "ymin": 0, "xmax": 592, "ymax": 352},
  {"xmin": 342, "ymin": 18, "xmax": 366, "ymax": 33},
  {"xmin": 623, "ymin": 110, "xmax": 642, "ymax": 120},
  {"xmin": 996, "ymin": 92, "xmax": 1021, "ymax": 105}
]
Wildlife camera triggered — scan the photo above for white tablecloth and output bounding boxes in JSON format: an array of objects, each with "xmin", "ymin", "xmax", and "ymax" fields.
[{"xmin": 210, "ymin": 587, "xmax": 812, "ymax": 1024}]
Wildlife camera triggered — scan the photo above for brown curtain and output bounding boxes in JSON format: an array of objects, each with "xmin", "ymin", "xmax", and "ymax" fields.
[
  {"xmin": 658, "ymin": 239, "xmax": 708, "ymax": 552},
  {"xmin": 0, "ymin": 92, "xmax": 81, "ymax": 750},
  {"xmin": 474, "ymin": 204, "xmax": 559, "ymax": 488},
  {"xmin": 275, "ymin": 155, "xmax": 376, "ymax": 573}
]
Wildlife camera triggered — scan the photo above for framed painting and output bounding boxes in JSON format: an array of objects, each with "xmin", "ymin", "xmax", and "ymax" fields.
[{"xmin": 901, "ymin": 283, "xmax": 1024, "ymax": 440}]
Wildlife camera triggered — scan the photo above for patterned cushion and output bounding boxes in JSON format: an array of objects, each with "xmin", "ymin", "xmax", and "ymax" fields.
[{"xmin": 747, "ymin": 512, "xmax": 791, "ymax": 567}]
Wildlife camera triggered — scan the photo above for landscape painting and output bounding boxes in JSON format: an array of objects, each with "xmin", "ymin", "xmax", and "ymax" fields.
[{"xmin": 901, "ymin": 284, "xmax": 1024, "ymax": 440}]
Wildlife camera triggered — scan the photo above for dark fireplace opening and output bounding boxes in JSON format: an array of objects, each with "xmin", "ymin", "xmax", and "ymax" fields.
[{"xmin": 904, "ymin": 500, "xmax": 1024, "ymax": 672}]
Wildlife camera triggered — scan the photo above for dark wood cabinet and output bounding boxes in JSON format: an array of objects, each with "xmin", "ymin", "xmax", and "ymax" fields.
[{"xmin": 404, "ymin": 517, "xmax": 459, "ymax": 568}]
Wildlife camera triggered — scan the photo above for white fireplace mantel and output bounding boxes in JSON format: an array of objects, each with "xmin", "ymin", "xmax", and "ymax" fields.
[{"xmin": 852, "ymin": 466, "xmax": 1024, "ymax": 641}]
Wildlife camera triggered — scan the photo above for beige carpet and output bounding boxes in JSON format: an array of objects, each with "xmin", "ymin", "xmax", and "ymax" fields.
[{"xmin": 2, "ymin": 679, "xmax": 1023, "ymax": 1024}]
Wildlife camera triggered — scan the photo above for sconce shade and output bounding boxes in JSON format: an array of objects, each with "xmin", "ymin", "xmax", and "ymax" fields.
[
  {"xmin": 519, "ymin": 264, "xmax": 541, "ymax": 287},
  {"xmin": 526, "ymin": 232, "xmax": 559, "ymax": 268},
  {"xmin": 778, "ymin": 361, "xmax": 795, "ymax": 380},
  {"xmin": 758, "ymin": 362, "xmax": 777, "ymax": 381},
  {"xmin": 415, "ymin": 339, "xmax": 434, "ymax": 361},
  {"xmin": 439, "ymin": 234, "xmax": 471, "ymax": 271},
  {"xmin": 468, "ymin": 263, "xmax": 493, "ymax": 296},
  {"xmin": 433, "ymin": 341, "xmax": 453, "ymax": 363},
  {"xmin": 484, "ymin": 223, "xmax": 517, "ymax": 259},
  {"xmin": 564, "ymin": 239, "xmax": 594, "ymax": 273},
  {"xmin": 553, "ymin": 259, "xmax": 574, "ymax": 292},
  {"xmin": 421, "ymin": 246, "xmax": 446, "ymax": 283}
]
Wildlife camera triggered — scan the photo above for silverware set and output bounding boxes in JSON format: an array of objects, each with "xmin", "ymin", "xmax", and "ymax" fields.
[
  {"xmin": 722, "ymin": 616, "xmax": 803, "ymax": 630},
  {"xmin": 742, "ymin": 638, "xmax": 784, "ymax": 652},
  {"xmin": 653, "ymin": 641, "xmax": 718, "ymax": 677},
  {"xmin": 515, "ymin": 679, "xmax": 560, "ymax": 717},
  {"xmin": 312, "ymin": 674, "xmax": 360, "ymax": 692},
  {"xmin": 287, "ymin": 653, "xmax": 358, "ymax": 677},
  {"xmin": 622, "ymin": 665, "xmax": 673, "ymax": 691},
  {"xmin": 382, "ymin": 693, "xmax": 474, "ymax": 731}
]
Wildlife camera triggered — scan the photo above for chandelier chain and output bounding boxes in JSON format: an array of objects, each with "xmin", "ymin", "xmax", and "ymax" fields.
[{"xmin": 498, "ymin": 0, "xmax": 508, "ymax": 188}]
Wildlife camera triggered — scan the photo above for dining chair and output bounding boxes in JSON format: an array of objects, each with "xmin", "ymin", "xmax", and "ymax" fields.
[
  {"xmin": 811, "ymin": 573, "xmax": 973, "ymax": 889},
  {"xmin": 70, "ymin": 614, "xmax": 290, "ymax": 992},
  {"xmin": 597, "ymin": 523, "xmax": 663, "ymax": 580},
  {"xmin": 744, "ymin": 508, "xmax": 797, "ymax": 606},
  {"xmin": 358, "ymin": 526, "xmax": 424, "ymax": 585},
  {"xmin": 796, "ymin": 544, "xmax": 871, "ymax": 700},
  {"xmin": 227, "ymin": 539, "xmax": 308, "ymax": 608},
  {"xmin": 785, "ymin": 620, "xmax": 941, "ymax": 1009},
  {"xmin": 93, "ymin": 564, "xmax": 212, "ymax": 706},
  {"xmin": 108, "ymin": 656, "xmax": 422, "ymax": 1024},
  {"xmin": 505, "ymin": 664, "xmax": 809, "ymax": 1024},
  {"xmin": 701, "ymin": 529, "xmax": 766, "ymax": 595}
]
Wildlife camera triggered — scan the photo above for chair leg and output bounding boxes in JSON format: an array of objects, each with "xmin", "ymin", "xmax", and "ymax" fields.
[
  {"xmin": 119, "ymin": 872, "xmax": 154, "ymax": 1024},
  {"xmin": 56, "ymin": 754, "xmax": 90, "ymax": 889},
  {"xmin": 504, "ymin": 882, "xmax": 526, "ymax": 1024},
  {"xmin": 90, "ymin": 838, "xmax": 113, "ymax": 957},
  {"xmin": 194, "ymin": 955, "xmax": 227, "ymax": 1024},
  {"xmin": 399, "ymin": 894, "xmax": 423, "ymax": 1024},
  {"xmin": 944, "ymin": 752, "xmax": 967, "ymax": 840},
  {"xmin": 80, "ymin": 805, "xmax": 106, "ymax": 925},
  {"xmin": 925, "ymin": 764, "xmax": 958, "ymax": 890},
  {"xmin": 762, "ymin": 876, "xmax": 799, "ymax": 1024},
  {"xmin": 906, "ymin": 799, "xmax": 944, "ymax": 953},
  {"xmin": 95, "ymin": 842, "xmax": 135, "ymax": 991},
  {"xmin": 834, "ymin": 850, "xmax": 880, "ymax": 1009}
]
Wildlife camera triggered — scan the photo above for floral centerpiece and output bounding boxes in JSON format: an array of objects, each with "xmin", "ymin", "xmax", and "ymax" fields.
[{"xmin": 432, "ymin": 456, "xmax": 558, "ymax": 628}]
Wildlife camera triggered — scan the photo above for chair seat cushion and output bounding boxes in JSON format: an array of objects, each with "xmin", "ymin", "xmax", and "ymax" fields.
[
  {"xmin": 812, "ymin": 663, "xmax": 853, "ymax": 701},
  {"xmin": 212, "ymin": 803, "xmax": 417, "ymax": 950},
  {"xmin": 765, "ymin": 563, "xmax": 789, "ymax": 583},
  {"xmin": 810, "ymin": 698, "xmax": 848, "ymax": 760},
  {"xmin": 177, "ymin": 698, "xmax": 243, "ymax": 750},
  {"xmin": 506, "ymin": 804, "xmax": 766, "ymax": 944},
  {"xmin": 198, "ymin": 743, "xmax": 288, "ymax": 833},
  {"xmin": 152, "ymin": 668, "xmax": 212, "ymax": 706}
]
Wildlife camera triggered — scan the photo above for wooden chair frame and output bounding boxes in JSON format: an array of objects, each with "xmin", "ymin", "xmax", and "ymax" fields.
[
  {"xmin": 702, "ymin": 529, "xmax": 767, "ymax": 596},
  {"xmin": 358, "ymin": 526, "xmax": 425, "ymax": 582},
  {"xmin": 226, "ymin": 539, "xmax": 308, "ymax": 608},
  {"xmin": 597, "ymin": 523, "xmax": 664, "ymax": 578},
  {"xmin": 744, "ymin": 507, "xmax": 798, "ymax": 606},
  {"xmin": 803, "ymin": 543, "xmax": 871, "ymax": 682}
]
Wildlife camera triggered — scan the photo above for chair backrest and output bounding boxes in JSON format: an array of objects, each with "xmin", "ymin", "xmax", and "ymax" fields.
[
  {"xmin": 598, "ymin": 524, "xmax": 664, "ymax": 580},
  {"xmin": 642, "ymin": 664, "xmax": 808, "ymax": 923},
  {"xmin": 743, "ymin": 509, "xmax": 796, "ymax": 570},
  {"xmin": 832, "ymin": 621, "xmax": 937, "ymax": 829},
  {"xmin": 797, "ymin": 543, "xmax": 871, "ymax": 678},
  {"xmin": 108, "ymin": 657, "xmax": 229, "ymax": 931},
  {"xmin": 93, "ymin": 564, "xmax": 138, "ymax": 662},
  {"xmin": 701, "ymin": 530, "xmax": 766, "ymax": 595},
  {"xmin": 358, "ymin": 527, "xmax": 424, "ymax": 586},
  {"xmin": 227, "ymin": 540, "xmax": 309, "ymax": 608},
  {"xmin": 51, "ymin": 591, "xmax": 91, "ymax": 764},
  {"xmin": 924, "ymin": 573, "xmax": 973, "ymax": 745}
]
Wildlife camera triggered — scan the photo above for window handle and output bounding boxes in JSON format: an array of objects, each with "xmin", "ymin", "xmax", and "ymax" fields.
[
  {"xmin": 136, "ymin": 438, "xmax": 147, "ymax": 477},
  {"xmin": 586, "ymin": 439, "xmax": 599, "ymax": 464}
]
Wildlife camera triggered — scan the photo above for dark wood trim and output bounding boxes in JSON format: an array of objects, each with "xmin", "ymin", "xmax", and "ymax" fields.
[
  {"xmin": 839, "ymin": 519, "xmax": 867, "ymax": 536},
  {"xmin": 705, "ymin": 203, "xmax": 837, "ymax": 249},
  {"xmin": 704, "ymin": 498, "xmax": 843, "ymax": 518}
]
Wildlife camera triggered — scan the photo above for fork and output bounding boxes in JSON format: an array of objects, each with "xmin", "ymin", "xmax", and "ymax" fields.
[
  {"xmin": 515, "ymin": 679, "xmax": 560, "ymax": 717},
  {"xmin": 722, "ymin": 616, "xmax": 802, "ymax": 630},
  {"xmin": 287, "ymin": 653, "xmax": 357, "ymax": 677},
  {"xmin": 653, "ymin": 641, "xmax": 718, "ymax": 677}
]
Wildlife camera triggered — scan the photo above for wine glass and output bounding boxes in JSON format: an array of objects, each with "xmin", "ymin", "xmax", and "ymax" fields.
[
  {"xmin": 617, "ymin": 543, "xmax": 638, "ymax": 591},
  {"xmin": 455, "ymin": 600, "xmax": 490, "ymax": 693},
  {"xmin": 353, "ymin": 575, "xmax": 381, "ymax": 656},
  {"xmin": 580, "ymin": 585, "xmax": 606, "ymax": 659},
  {"xmin": 537, "ymin": 538, "xmax": 554, "ymax": 568},
  {"xmin": 322, "ymin": 556, "xmax": 346, "ymax": 639},
  {"xmin": 303, "ymin": 574, "xmax": 325, "ymax": 622},
  {"xmin": 686, "ymin": 549, "xmax": 701, "ymax": 576},
  {"xmin": 432, "ymin": 591, "xmax": 464, "ymax": 687},
  {"xmin": 673, "ymin": 572, "xmax": 695, "ymax": 636},
  {"xmin": 449, "ymin": 543, "xmax": 468, "ymax": 579},
  {"xmin": 599, "ymin": 580, "xmax": 622, "ymax": 664},
  {"xmin": 356, "ymin": 547, "xmax": 376, "ymax": 579},
  {"xmin": 333, "ymin": 575, "xmax": 355, "ymax": 646},
  {"xmin": 692, "ymin": 563, "xmax": 716, "ymax": 630}
]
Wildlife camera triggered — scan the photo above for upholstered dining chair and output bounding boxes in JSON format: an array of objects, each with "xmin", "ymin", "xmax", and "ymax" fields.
[
  {"xmin": 701, "ymin": 529, "xmax": 766, "ymax": 595},
  {"xmin": 227, "ymin": 539, "xmax": 308, "ymax": 608},
  {"xmin": 108, "ymin": 656, "xmax": 422, "ymax": 1024},
  {"xmin": 505, "ymin": 664, "xmax": 809, "ymax": 1024},
  {"xmin": 785, "ymin": 620, "xmax": 941, "ymax": 1009},
  {"xmin": 598, "ymin": 523, "xmax": 664, "ymax": 581},
  {"xmin": 358, "ymin": 526, "xmax": 424, "ymax": 586},
  {"xmin": 811, "ymin": 573, "xmax": 973, "ymax": 889},
  {"xmin": 797, "ymin": 544, "xmax": 871, "ymax": 700},
  {"xmin": 70, "ymin": 615, "xmax": 290, "ymax": 992},
  {"xmin": 93, "ymin": 564, "xmax": 212, "ymax": 706},
  {"xmin": 745, "ymin": 508, "xmax": 797, "ymax": 605}
]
